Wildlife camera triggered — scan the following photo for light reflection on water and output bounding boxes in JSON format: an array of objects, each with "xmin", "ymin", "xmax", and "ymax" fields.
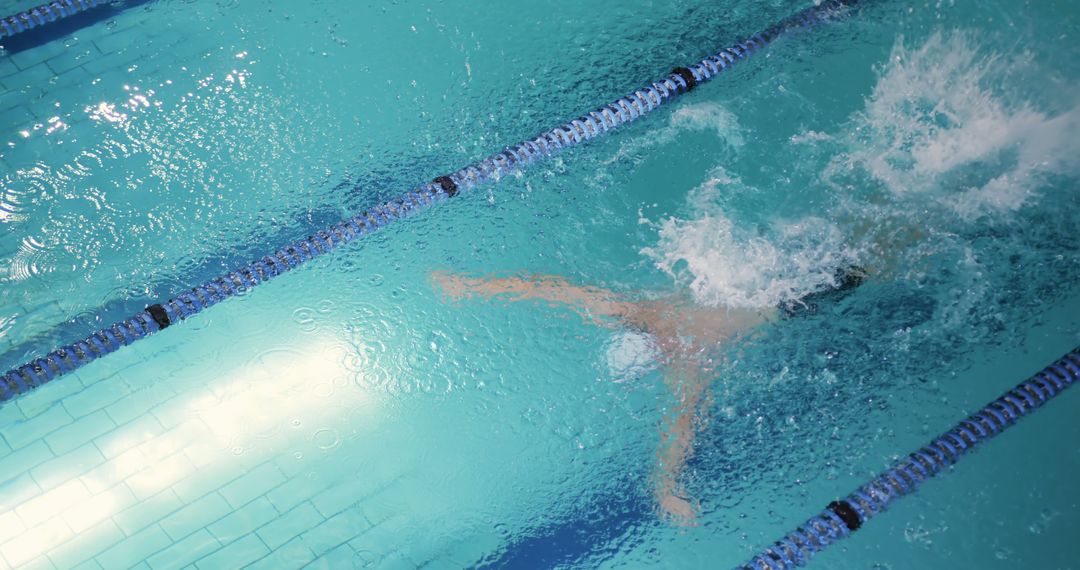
[{"xmin": 0, "ymin": 0, "xmax": 1076, "ymax": 568}]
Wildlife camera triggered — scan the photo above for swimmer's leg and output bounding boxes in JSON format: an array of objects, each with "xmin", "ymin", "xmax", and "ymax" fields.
[
  {"xmin": 653, "ymin": 355, "xmax": 709, "ymax": 525},
  {"xmin": 430, "ymin": 270, "xmax": 634, "ymax": 323}
]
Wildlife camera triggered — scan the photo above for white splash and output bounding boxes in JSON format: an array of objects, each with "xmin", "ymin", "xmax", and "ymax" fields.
[
  {"xmin": 604, "ymin": 102, "xmax": 743, "ymax": 165},
  {"xmin": 668, "ymin": 102, "xmax": 745, "ymax": 146},
  {"xmin": 838, "ymin": 31, "xmax": 1080, "ymax": 218},
  {"xmin": 642, "ymin": 173, "xmax": 856, "ymax": 309},
  {"xmin": 642, "ymin": 30, "xmax": 1079, "ymax": 308}
]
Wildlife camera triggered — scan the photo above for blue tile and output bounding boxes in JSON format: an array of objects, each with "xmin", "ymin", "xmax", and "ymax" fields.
[
  {"xmin": 0, "ymin": 434, "xmax": 10, "ymax": 458},
  {"xmin": 300, "ymin": 506, "xmax": 370, "ymax": 557},
  {"xmin": 433, "ymin": 531, "xmax": 503, "ymax": 568},
  {"xmin": 52, "ymin": 63, "xmax": 93, "ymax": 91},
  {"xmin": 4, "ymin": 62, "xmax": 57, "ymax": 89},
  {"xmin": 194, "ymin": 534, "xmax": 269, "ymax": 570},
  {"xmin": 0, "ymin": 402, "xmax": 27, "ymax": 432},
  {"xmin": 22, "ymin": 556, "xmax": 58, "ymax": 570},
  {"xmin": 255, "ymin": 501, "xmax": 323, "ymax": 550},
  {"xmin": 30, "ymin": 441, "xmax": 104, "ymax": 491},
  {"xmin": 95, "ymin": 524, "xmax": 172, "ymax": 569},
  {"xmin": 145, "ymin": 529, "xmax": 220, "ymax": 570},
  {"xmin": 246, "ymin": 537, "xmax": 315, "ymax": 570},
  {"xmin": 114, "ymin": 489, "xmax": 183, "ymax": 537},
  {"xmin": 93, "ymin": 413, "xmax": 165, "ymax": 459},
  {"xmin": 72, "ymin": 558, "xmax": 103, "ymax": 570},
  {"xmin": 81, "ymin": 50, "xmax": 142, "ymax": 77},
  {"xmin": 63, "ymin": 376, "xmax": 133, "ymax": 419},
  {"xmin": 103, "ymin": 383, "xmax": 176, "ymax": 426},
  {"xmin": 92, "ymin": 27, "xmax": 149, "ymax": 55},
  {"xmin": 62, "ymin": 484, "xmax": 137, "ymax": 533},
  {"xmin": 332, "ymin": 475, "xmax": 407, "ymax": 525},
  {"xmin": 169, "ymin": 463, "xmax": 242, "ymax": 505},
  {"xmin": 218, "ymin": 461, "xmax": 286, "ymax": 508},
  {"xmin": 347, "ymin": 516, "xmax": 413, "ymax": 564},
  {"xmin": 78, "ymin": 446, "xmax": 149, "ymax": 495},
  {"xmin": 206, "ymin": 497, "xmax": 278, "ymax": 544},
  {"xmin": 0, "ymin": 510, "xmax": 26, "ymax": 545},
  {"xmin": 46, "ymin": 45, "xmax": 100, "ymax": 75},
  {"xmin": 15, "ymin": 479, "xmax": 91, "ymax": 527},
  {"xmin": 159, "ymin": 491, "xmax": 231, "ymax": 541},
  {"xmin": 125, "ymin": 451, "xmax": 194, "ymax": 501},
  {"xmin": 311, "ymin": 478, "xmax": 379, "ymax": 520},
  {"xmin": 16, "ymin": 375, "xmax": 84, "ymax": 419},
  {"xmin": 307, "ymin": 543, "xmax": 356, "ymax": 569},
  {"xmin": 0, "ymin": 441, "xmax": 53, "ymax": 487},
  {"xmin": 0, "ymin": 402, "xmax": 73, "ymax": 450},
  {"xmin": 266, "ymin": 470, "xmax": 332, "ymax": 513},
  {"xmin": 9, "ymin": 39, "xmax": 72, "ymax": 70},
  {"xmin": 44, "ymin": 409, "xmax": 115, "ymax": 455},
  {"xmin": 0, "ymin": 58, "xmax": 17, "ymax": 78},
  {"xmin": 0, "ymin": 472, "xmax": 43, "ymax": 513},
  {"xmin": 0, "ymin": 517, "xmax": 70, "ymax": 567},
  {"xmin": 47, "ymin": 520, "xmax": 125, "ymax": 569}
]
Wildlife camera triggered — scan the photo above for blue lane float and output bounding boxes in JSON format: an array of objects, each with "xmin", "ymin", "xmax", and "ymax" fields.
[
  {"xmin": 740, "ymin": 347, "xmax": 1080, "ymax": 570},
  {"xmin": 0, "ymin": 0, "xmax": 861, "ymax": 401},
  {"xmin": 0, "ymin": 0, "xmax": 106, "ymax": 39}
]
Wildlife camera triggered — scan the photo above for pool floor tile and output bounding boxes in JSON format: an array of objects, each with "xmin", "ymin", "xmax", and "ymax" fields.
[
  {"xmin": 246, "ymin": 537, "xmax": 316, "ymax": 570},
  {"xmin": 218, "ymin": 461, "xmax": 287, "ymax": 509},
  {"xmin": 255, "ymin": 501, "xmax": 324, "ymax": 551},
  {"xmin": 145, "ymin": 528, "xmax": 220, "ymax": 570},
  {"xmin": 113, "ymin": 489, "xmax": 184, "ymax": 537},
  {"xmin": 0, "ymin": 402, "xmax": 73, "ymax": 451},
  {"xmin": 194, "ymin": 534, "xmax": 269, "ymax": 570},
  {"xmin": 158, "ymin": 491, "xmax": 231, "ymax": 541},
  {"xmin": 300, "ymin": 506, "xmax": 371, "ymax": 558},
  {"xmin": 0, "ymin": 517, "xmax": 71, "ymax": 568},
  {"xmin": 206, "ymin": 497, "xmax": 278, "ymax": 544},
  {"xmin": 46, "ymin": 519, "xmax": 124, "ymax": 570},
  {"xmin": 32, "ymin": 442, "xmax": 105, "ymax": 491}
]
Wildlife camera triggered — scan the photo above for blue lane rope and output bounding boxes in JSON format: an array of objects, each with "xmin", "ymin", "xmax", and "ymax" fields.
[
  {"xmin": 0, "ymin": 0, "xmax": 861, "ymax": 402},
  {"xmin": 739, "ymin": 347, "xmax": 1080, "ymax": 570},
  {"xmin": 0, "ymin": 0, "xmax": 105, "ymax": 39}
]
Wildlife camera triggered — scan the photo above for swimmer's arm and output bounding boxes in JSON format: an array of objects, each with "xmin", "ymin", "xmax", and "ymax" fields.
[{"xmin": 430, "ymin": 270, "xmax": 634, "ymax": 322}]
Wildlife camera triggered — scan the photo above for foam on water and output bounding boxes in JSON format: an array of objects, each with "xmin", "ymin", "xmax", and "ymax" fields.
[
  {"xmin": 604, "ymin": 101, "xmax": 743, "ymax": 167},
  {"xmin": 641, "ymin": 168, "xmax": 856, "ymax": 309},
  {"xmin": 834, "ymin": 31, "xmax": 1080, "ymax": 218},
  {"xmin": 643, "ymin": 30, "xmax": 1080, "ymax": 309}
]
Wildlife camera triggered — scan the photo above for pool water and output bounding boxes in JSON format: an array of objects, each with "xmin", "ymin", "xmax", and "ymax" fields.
[{"xmin": 1, "ymin": 0, "xmax": 1078, "ymax": 568}]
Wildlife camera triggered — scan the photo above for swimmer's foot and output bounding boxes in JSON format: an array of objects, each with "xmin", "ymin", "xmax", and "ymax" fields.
[{"xmin": 656, "ymin": 490, "xmax": 699, "ymax": 527}]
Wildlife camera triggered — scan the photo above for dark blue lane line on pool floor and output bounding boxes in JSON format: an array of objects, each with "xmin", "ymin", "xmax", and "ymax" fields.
[{"xmin": 475, "ymin": 475, "xmax": 651, "ymax": 569}]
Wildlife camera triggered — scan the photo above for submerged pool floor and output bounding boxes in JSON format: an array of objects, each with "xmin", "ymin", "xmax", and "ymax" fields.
[{"xmin": 1, "ymin": 0, "xmax": 1079, "ymax": 568}]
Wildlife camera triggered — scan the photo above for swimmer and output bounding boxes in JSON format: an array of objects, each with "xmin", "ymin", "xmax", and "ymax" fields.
[{"xmin": 430, "ymin": 267, "xmax": 867, "ymax": 525}]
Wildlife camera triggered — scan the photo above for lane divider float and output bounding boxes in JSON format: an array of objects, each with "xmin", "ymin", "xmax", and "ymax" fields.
[
  {"xmin": 1, "ymin": 0, "xmax": 861, "ymax": 401},
  {"xmin": 740, "ymin": 347, "xmax": 1080, "ymax": 570}
]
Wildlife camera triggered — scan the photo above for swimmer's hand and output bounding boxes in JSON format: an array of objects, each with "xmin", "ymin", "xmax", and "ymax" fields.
[
  {"xmin": 657, "ymin": 490, "xmax": 699, "ymax": 527},
  {"xmin": 429, "ymin": 269, "xmax": 474, "ymax": 301}
]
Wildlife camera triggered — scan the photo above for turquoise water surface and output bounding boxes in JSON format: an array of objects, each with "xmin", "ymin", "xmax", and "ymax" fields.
[{"xmin": 1, "ymin": 0, "xmax": 1078, "ymax": 568}]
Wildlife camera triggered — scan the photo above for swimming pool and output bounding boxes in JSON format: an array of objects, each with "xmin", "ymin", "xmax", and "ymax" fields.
[{"xmin": 1, "ymin": 0, "xmax": 1078, "ymax": 567}]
